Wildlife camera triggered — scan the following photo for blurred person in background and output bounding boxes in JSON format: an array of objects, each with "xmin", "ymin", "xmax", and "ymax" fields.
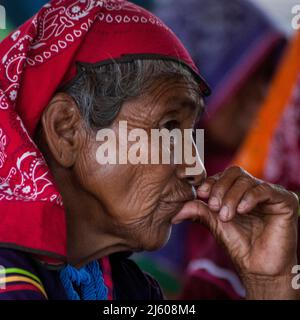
[
  {"xmin": 234, "ymin": 31, "xmax": 300, "ymax": 193},
  {"xmin": 133, "ymin": 0, "xmax": 290, "ymax": 299}
]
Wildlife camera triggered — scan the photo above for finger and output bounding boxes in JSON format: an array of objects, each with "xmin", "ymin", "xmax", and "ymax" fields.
[
  {"xmin": 171, "ymin": 200, "xmax": 218, "ymax": 235},
  {"xmin": 207, "ymin": 166, "xmax": 247, "ymax": 212},
  {"xmin": 219, "ymin": 175, "xmax": 259, "ymax": 222},
  {"xmin": 197, "ymin": 174, "xmax": 220, "ymax": 199},
  {"xmin": 236, "ymin": 183, "xmax": 298, "ymax": 216}
]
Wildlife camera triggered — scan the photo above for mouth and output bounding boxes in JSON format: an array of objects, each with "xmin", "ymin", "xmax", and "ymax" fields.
[
  {"xmin": 159, "ymin": 188, "xmax": 197, "ymax": 219},
  {"xmin": 163, "ymin": 187, "xmax": 197, "ymax": 204}
]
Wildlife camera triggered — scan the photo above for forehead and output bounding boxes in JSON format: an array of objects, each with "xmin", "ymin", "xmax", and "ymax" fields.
[
  {"xmin": 147, "ymin": 75, "xmax": 202, "ymax": 104},
  {"xmin": 120, "ymin": 76, "xmax": 204, "ymax": 121}
]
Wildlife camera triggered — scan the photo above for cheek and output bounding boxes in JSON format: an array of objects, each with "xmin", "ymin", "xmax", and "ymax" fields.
[
  {"xmin": 98, "ymin": 165, "xmax": 173, "ymax": 224},
  {"xmin": 77, "ymin": 149, "xmax": 173, "ymax": 224},
  {"xmin": 73, "ymin": 134, "xmax": 177, "ymax": 250},
  {"xmin": 75, "ymin": 135, "xmax": 175, "ymax": 232}
]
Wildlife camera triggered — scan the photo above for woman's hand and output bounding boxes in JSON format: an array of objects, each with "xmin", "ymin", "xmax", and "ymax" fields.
[{"xmin": 172, "ymin": 166, "xmax": 300, "ymax": 299}]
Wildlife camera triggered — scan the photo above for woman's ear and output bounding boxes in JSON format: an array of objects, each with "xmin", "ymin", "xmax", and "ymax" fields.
[{"xmin": 41, "ymin": 92, "xmax": 85, "ymax": 168}]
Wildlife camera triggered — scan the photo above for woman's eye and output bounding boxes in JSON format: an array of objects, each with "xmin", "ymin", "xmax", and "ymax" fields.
[{"xmin": 162, "ymin": 120, "xmax": 180, "ymax": 131}]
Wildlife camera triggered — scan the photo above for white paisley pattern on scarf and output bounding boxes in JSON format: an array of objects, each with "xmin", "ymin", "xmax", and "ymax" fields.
[
  {"xmin": 0, "ymin": 0, "xmax": 167, "ymax": 203},
  {"xmin": 26, "ymin": 0, "xmax": 165, "ymax": 67},
  {"xmin": 0, "ymin": 151, "xmax": 63, "ymax": 204},
  {"xmin": 0, "ymin": 0, "xmax": 166, "ymax": 108},
  {"xmin": 0, "ymin": 128, "xmax": 7, "ymax": 169}
]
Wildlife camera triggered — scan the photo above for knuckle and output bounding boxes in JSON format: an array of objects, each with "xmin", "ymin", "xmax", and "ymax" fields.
[
  {"xmin": 211, "ymin": 182, "xmax": 226, "ymax": 198},
  {"xmin": 243, "ymin": 189, "xmax": 256, "ymax": 202},
  {"xmin": 211, "ymin": 172, "xmax": 222, "ymax": 181},
  {"xmin": 204, "ymin": 177, "xmax": 217, "ymax": 189},
  {"xmin": 289, "ymin": 191, "xmax": 299, "ymax": 211},
  {"xmin": 291, "ymin": 191, "xmax": 299, "ymax": 203},
  {"xmin": 257, "ymin": 182, "xmax": 272, "ymax": 192},
  {"xmin": 206, "ymin": 176, "xmax": 218, "ymax": 184},
  {"xmin": 225, "ymin": 165, "xmax": 244, "ymax": 175},
  {"xmin": 237, "ymin": 175, "xmax": 253, "ymax": 186}
]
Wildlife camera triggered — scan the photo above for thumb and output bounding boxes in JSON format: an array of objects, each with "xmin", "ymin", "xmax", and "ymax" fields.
[{"xmin": 172, "ymin": 200, "xmax": 218, "ymax": 232}]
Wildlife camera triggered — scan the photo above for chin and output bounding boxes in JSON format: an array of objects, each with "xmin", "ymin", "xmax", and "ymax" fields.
[{"xmin": 142, "ymin": 223, "xmax": 172, "ymax": 252}]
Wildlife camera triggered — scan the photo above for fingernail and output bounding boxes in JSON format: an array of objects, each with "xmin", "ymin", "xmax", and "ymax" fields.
[
  {"xmin": 238, "ymin": 200, "xmax": 248, "ymax": 211},
  {"xmin": 199, "ymin": 183, "xmax": 210, "ymax": 193},
  {"xmin": 220, "ymin": 206, "xmax": 229, "ymax": 221},
  {"xmin": 209, "ymin": 197, "xmax": 220, "ymax": 209}
]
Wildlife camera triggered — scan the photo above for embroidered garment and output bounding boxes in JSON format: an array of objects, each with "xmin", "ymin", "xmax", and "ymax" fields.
[
  {"xmin": 0, "ymin": 248, "xmax": 163, "ymax": 300},
  {"xmin": 59, "ymin": 261, "xmax": 108, "ymax": 300}
]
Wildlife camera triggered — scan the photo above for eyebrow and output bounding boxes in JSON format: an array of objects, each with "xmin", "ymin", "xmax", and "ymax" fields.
[{"xmin": 164, "ymin": 95, "xmax": 205, "ymax": 117}]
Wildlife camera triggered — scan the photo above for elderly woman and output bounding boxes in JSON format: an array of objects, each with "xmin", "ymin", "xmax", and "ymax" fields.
[{"xmin": 0, "ymin": 0, "xmax": 299, "ymax": 300}]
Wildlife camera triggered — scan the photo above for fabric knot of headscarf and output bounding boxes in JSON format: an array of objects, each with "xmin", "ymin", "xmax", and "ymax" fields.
[{"xmin": 59, "ymin": 260, "xmax": 108, "ymax": 300}]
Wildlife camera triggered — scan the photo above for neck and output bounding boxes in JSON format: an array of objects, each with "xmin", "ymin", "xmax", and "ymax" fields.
[{"xmin": 52, "ymin": 166, "xmax": 130, "ymax": 269}]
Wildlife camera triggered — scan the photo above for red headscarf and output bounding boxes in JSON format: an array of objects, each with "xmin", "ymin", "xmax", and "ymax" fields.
[{"xmin": 0, "ymin": 0, "xmax": 210, "ymax": 267}]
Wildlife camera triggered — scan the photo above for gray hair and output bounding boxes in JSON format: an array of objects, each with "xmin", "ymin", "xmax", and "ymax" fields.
[{"xmin": 61, "ymin": 59, "xmax": 200, "ymax": 130}]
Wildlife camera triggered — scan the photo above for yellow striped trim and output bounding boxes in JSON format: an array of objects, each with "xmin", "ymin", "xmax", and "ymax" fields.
[
  {"xmin": 0, "ymin": 268, "xmax": 42, "ymax": 284},
  {"xmin": 0, "ymin": 276, "xmax": 48, "ymax": 299}
]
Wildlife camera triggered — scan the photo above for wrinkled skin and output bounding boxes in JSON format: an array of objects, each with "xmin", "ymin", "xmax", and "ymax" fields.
[
  {"xmin": 173, "ymin": 166, "xmax": 299, "ymax": 299},
  {"xmin": 38, "ymin": 76, "xmax": 205, "ymax": 267},
  {"xmin": 39, "ymin": 75, "xmax": 300, "ymax": 300}
]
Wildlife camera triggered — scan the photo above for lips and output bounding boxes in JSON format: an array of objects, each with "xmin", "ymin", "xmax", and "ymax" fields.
[
  {"xmin": 162, "ymin": 188, "xmax": 196, "ymax": 205},
  {"xmin": 160, "ymin": 188, "xmax": 197, "ymax": 220}
]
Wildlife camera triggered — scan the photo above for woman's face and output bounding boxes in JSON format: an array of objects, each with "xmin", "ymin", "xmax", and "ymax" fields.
[{"xmin": 43, "ymin": 76, "xmax": 206, "ymax": 253}]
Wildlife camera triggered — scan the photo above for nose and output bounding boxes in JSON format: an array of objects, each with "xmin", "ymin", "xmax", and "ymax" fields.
[{"xmin": 175, "ymin": 140, "xmax": 207, "ymax": 187}]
